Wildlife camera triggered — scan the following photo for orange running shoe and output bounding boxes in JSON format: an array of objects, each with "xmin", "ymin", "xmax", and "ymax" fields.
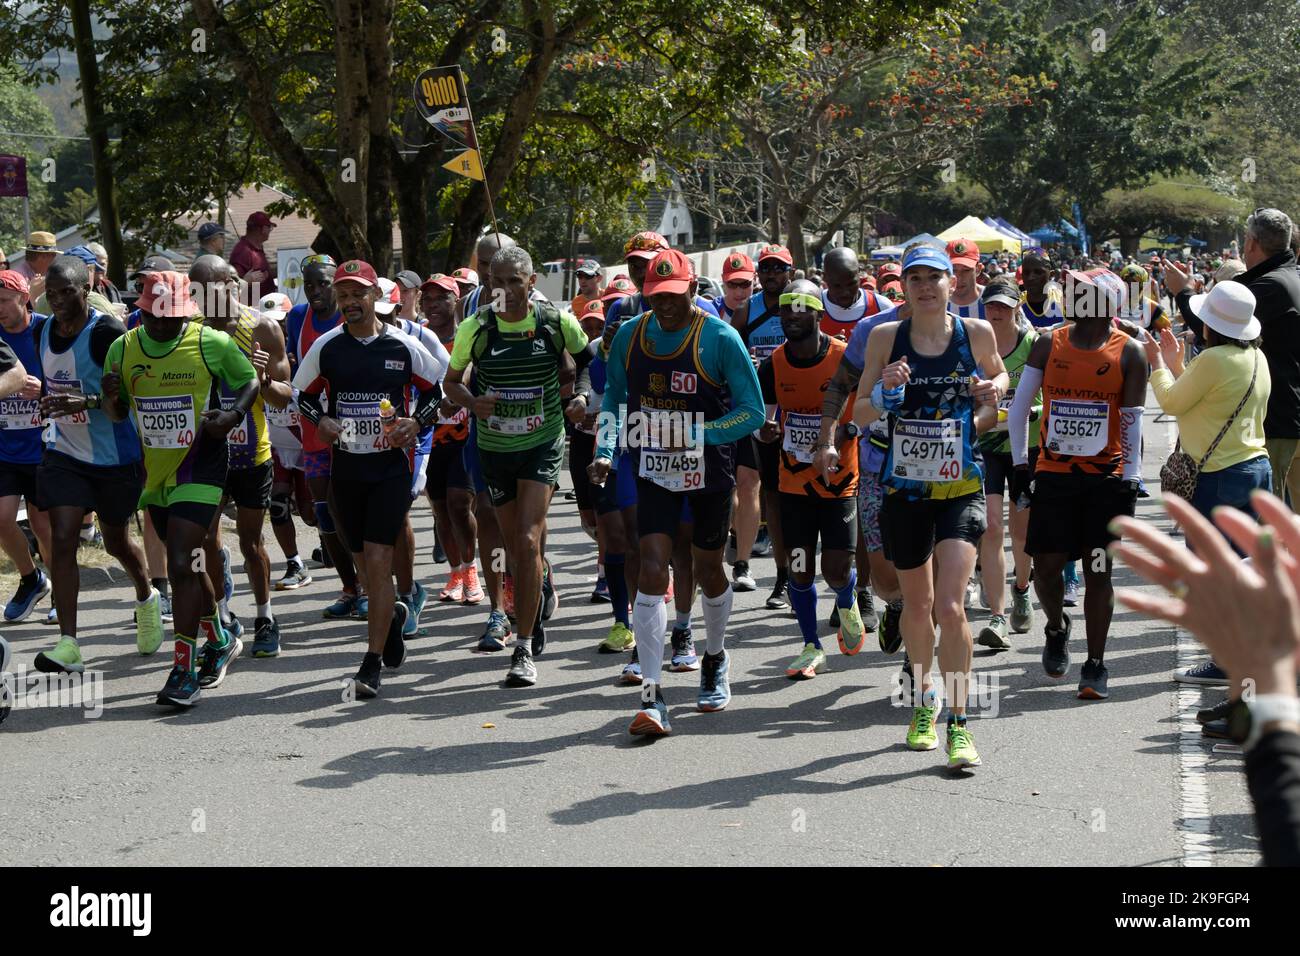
[
  {"xmin": 461, "ymin": 565, "xmax": 484, "ymax": 605},
  {"xmin": 439, "ymin": 570, "xmax": 464, "ymax": 603}
]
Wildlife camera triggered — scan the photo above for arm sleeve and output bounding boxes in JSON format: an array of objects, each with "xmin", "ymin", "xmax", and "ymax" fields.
[
  {"xmin": 574, "ymin": 363, "xmax": 593, "ymax": 405},
  {"xmin": 596, "ymin": 322, "xmax": 634, "ymax": 461},
  {"xmin": 447, "ymin": 315, "xmax": 482, "ymax": 372},
  {"xmin": 1009, "ymin": 364, "xmax": 1043, "ymax": 466},
  {"xmin": 1246, "ymin": 729, "xmax": 1300, "ymax": 867},
  {"xmin": 758, "ymin": 358, "xmax": 776, "ymax": 404},
  {"xmin": 406, "ymin": 335, "xmax": 446, "ymax": 429},
  {"xmin": 1120, "ymin": 406, "xmax": 1143, "ymax": 482},
  {"xmin": 702, "ymin": 324, "xmax": 764, "ymax": 446},
  {"xmin": 203, "ymin": 330, "xmax": 256, "ymax": 391}
]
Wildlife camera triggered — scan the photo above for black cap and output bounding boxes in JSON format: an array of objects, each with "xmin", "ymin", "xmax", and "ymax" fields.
[
  {"xmin": 575, "ymin": 259, "xmax": 602, "ymax": 276},
  {"xmin": 197, "ymin": 223, "xmax": 226, "ymax": 242},
  {"xmin": 394, "ymin": 270, "xmax": 422, "ymax": 290},
  {"xmin": 980, "ymin": 275, "xmax": 1021, "ymax": 308},
  {"xmin": 130, "ymin": 255, "xmax": 175, "ymax": 278}
]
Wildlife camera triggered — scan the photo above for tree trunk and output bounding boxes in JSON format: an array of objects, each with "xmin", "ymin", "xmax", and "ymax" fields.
[
  {"xmin": 785, "ymin": 202, "xmax": 808, "ymax": 270},
  {"xmin": 68, "ymin": 0, "xmax": 125, "ymax": 288},
  {"xmin": 393, "ymin": 141, "xmax": 440, "ymax": 277},
  {"xmin": 362, "ymin": 0, "xmax": 395, "ymax": 271}
]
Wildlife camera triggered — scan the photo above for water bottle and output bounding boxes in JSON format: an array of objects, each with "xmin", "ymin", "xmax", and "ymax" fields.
[{"xmin": 379, "ymin": 398, "xmax": 396, "ymax": 438}]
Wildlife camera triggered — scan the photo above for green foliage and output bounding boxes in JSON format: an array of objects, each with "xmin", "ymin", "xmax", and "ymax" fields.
[{"xmin": 0, "ymin": 68, "xmax": 58, "ymax": 254}]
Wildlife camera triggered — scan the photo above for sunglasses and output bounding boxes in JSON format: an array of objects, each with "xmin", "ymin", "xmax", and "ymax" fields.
[
  {"xmin": 725, "ymin": 280, "xmax": 752, "ymax": 290},
  {"xmin": 302, "ymin": 254, "xmax": 336, "ymax": 268},
  {"xmin": 757, "ymin": 262, "xmax": 791, "ymax": 273}
]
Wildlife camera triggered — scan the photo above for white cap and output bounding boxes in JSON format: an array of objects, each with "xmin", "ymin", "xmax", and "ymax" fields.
[
  {"xmin": 259, "ymin": 292, "xmax": 292, "ymax": 321},
  {"xmin": 375, "ymin": 277, "xmax": 399, "ymax": 315}
]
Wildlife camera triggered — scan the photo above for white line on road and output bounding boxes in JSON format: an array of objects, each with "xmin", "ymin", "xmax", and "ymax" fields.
[{"xmin": 1175, "ymin": 626, "xmax": 1214, "ymax": 867}]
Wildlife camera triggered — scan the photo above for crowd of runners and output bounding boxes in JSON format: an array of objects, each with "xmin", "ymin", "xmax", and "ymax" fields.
[{"xmin": 0, "ymin": 213, "xmax": 1295, "ymax": 774}]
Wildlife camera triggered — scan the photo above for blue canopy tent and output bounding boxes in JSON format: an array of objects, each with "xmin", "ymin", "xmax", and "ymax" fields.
[
  {"xmin": 993, "ymin": 217, "xmax": 1036, "ymax": 244},
  {"xmin": 899, "ymin": 232, "xmax": 947, "ymax": 251}
]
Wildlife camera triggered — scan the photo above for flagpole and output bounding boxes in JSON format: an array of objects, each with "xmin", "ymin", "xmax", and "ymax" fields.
[{"xmin": 456, "ymin": 68, "xmax": 500, "ymax": 247}]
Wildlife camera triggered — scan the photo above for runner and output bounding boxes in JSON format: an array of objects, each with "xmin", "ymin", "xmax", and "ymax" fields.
[
  {"xmin": 717, "ymin": 253, "xmax": 761, "ymax": 591},
  {"xmin": 285, "ymin": 256, "xmax": 364, "ymax": 618},
  {"xmin": 419, "ymin": 274, "xmax": 482, "ymax": 607},
  {"xmin": 443, "ymin": 244, "xmax": 593, "ymax": 686},
  {"xmin": 292, "ymin": 260, "xmax": 445, "ymax": 699},
  {"xmin": 851, "ymin": 244, "xmax": 1008, "ymax": 770},
  {"xmin": 32, "ymin": 255, "xmax": 163, "ymax": 676},
  {"xmin": 757, "ymin": 280, "xmax": 865, "ymax": 679},
  {"xmin": 103, "ymin": 270, "xmax": 259, "ymax": 705},
  {"xmin": 973, "ymin": 276, "xmax": 1040, "ymax": 650},
  {"xmin": 258, "ymin": 291, "xmax": 315, "ymax": 592},
  {"xmin": 0, "ymin": 271, "xmax": 53, "ymax": 623},
  {"xmin": 1008, "ymin": 270, "xmax": 1148, "ymax": 701},
  {"xmin": 190, "ymin": 256, "xmax": 293, "ymax": 658},
  {"xmin": 591, "ymin": 248, "xmax": 764, "ymax": 735},
  {"xmin": 567, "ymin": 299, "xmax": 608, "ymax": 582},
  {"xmin": 945, "ymin": 238, "xmax": 985, "ymax": 320},
  {"xmin": 1019, "ymin": 251, "xmax": 1064, "ymax": 329}
]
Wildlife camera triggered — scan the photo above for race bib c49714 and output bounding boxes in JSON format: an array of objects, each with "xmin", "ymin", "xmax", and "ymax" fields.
[{"xmin": 891, "ymin": 418, "xmax": 963, "ymax": 482}]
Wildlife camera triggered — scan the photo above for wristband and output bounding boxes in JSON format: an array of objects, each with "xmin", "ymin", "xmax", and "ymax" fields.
[{"xmin": 878, "ymin": 381, "xmax": 904, "ymax": 412}]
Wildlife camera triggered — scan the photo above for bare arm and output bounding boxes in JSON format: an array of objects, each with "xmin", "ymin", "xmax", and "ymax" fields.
[
  {"xmin": 254, "ymin": 316, "xmax": 293, "ymax": 409},
  {"xmin": 0, "ymin": 358, "xmax": 26, "ymax": 400}
]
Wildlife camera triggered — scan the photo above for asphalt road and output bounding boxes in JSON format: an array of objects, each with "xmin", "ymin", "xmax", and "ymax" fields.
[{"xmin": 0, "ymin": 400, "xmax": 1264, "ymax": 866}]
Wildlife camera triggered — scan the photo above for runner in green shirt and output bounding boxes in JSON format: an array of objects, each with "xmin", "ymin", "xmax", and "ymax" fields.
[{"xmin": 102, "ymin": 270, "xmax": 258, "ymax": 708}]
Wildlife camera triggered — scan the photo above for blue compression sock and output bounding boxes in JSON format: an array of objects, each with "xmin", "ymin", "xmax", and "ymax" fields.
[
  {"xmin": 788, "ymin": 579, "xmax": 820, "ymax": 649},
  {"xmin": 606, "ymin": 554, "xmax": 629, "ymax": 626},
  {"xmin": 833, "ymin": 567, "xmax": 857, "ymax": 608}
]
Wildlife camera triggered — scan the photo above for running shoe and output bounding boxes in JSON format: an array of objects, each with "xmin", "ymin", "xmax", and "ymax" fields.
[
  {"xmin": 252, "ymin": 617, "xmax": 281, "ymax": 658},
  {"xmin": 503, "ymin": 574, "xmax": 515, "ymax": 621},
  {"xmin": 976, "ymin": 614, "xmax": 1011, "ymax": 651},
  {"xmin": 159, "ymin": 592, "xmax": 173, "ymax": 624},
  {"xmin": 4, "ymin": 569, "xmax": 50, "ymax": 623},
  {"xmin": 599, "ymin": 621, "xmax": 635, "ymax": 654},
  {"xmin": 1196, "ymin": 698, "xmax": 1232, "ymax": 725},
  {"xmin": 621, "ymin": 648, "xmax": 642, "ymax": 684},
  {"xmin": 157, "ymin": 665, "xmax": 202, "ymax": 707},
  {"xmin": 836, "ymin": 599, "xmax": 866, "ymax": 656},
  {"xmin": 197, "ymin": 635, "xmax": 244, "ymax": 689},
  {"xmin": 276, "ymin": 560, "xmax": 312, "ymax": 591},
  {"xmin": 352, "ymin": 653, "xmax": 381, "ymax": 699},
  {"xmin": 1174, "ymin": 660, "xmax": 1229, "ymax": 685},
  {"xmin": 629, "ymin": 694, "xmax": 671, "ymax": 736},
  {"xmin": 461, "ymin": 566, "xmax": 484, "ymax": 605},
  {"xmin": 541, "ymin": 559, "xmax": 558, "ymax": 621},
  {"xmin": 669, "ymin": 627, "xmax": 699, "ymax": 672},
  {"xmin": 505, "ymin": 646, "xmax": 537, "ymax": 687},
  {"xmin": 765, "ymin": 577, "xmax": 789, "ymax": 610},
  {"xmin": 323, "ymin": 591, "xmax": 358, "ymax": 619},
  {"xmin": 312, "ymin": 544, "xmax": 335, "ymax": 569},
  {"xmin": 907, "ymin": 704, "xmax": 939, "ymax": 750},
  {"xmin": 351, "ymin": 595, "xmax": 369, "ymax": 620},
  {"xmin": 439, "ymin": 570, "xmax": 464, "ymax": 602},
  {"xmin": 590, "ymin": 576, "xmax": 611, "ymax": 603},
  {"xmin": 220, "ymin": 545, "xmax": 234, "ymax": 606},
  {"xmin": 697, "ymin": 650, "xmax": 731, "ymax": 712},
  {"xmin": 531, "ymin": 619, "xmax": 546, "ymax": 657},
  {"xmin": 0, "ymin": 633, "xmax": 10, "ymax": 724},
  {"xmin": 1042, "ymin": 614, "xmax": 1072, "ymax": 679},
  {"xmin": 1078, "ymin": 658, "xmax": 1109, "ymax": 700},
  {"xmin": 1010, "ymin": 584, "xmax": 1032, "ymax": 634},
  {"xmin": 1201, "ymin": 718, "xmax": 1232, "ymax": 739},
  {"xmin": 134, "ymin": 588, "xmax": 165, "ymax": 655},
  {"xmin": 732, "ymin": 560, "xmax": 756, "ymax": 592},
  {"xmin": 858, "ymin": 587, "xmax": 878, "ymax": 633},
  {"xmin": 879, "ymin": 599, "xmax": 904, "ymax": 654},
  {"xmin": 383, "ymin": 602, "xmax": 408, "ymax": 669},
  {"xmin": 751, "ymin": 526, "xmax": 772, "ymax": 557},
  {"xmin": 1063, "ymin": 579, "xmax": 1080, "ymax": 608},
  {"xmin": 35, "ymin": 636, "xmax": 83, "ymax": 674},
  {"xmin": 476, "ymin": 610, "xmax": 512, "ymax": 652},
  {"xmin": 946, "ymin": 722, "xmax": 981, "ymax": 769},
  {"xmin": 222, "ymin": 613, "xmax": 245, "ymax": 642},
  {"xmin": 411, "ymin": 579, "xmax": 428, "ymax": 622},
  {"xmin": 786, "ymin": 643, "xmax": 826, "ymax": 679},
  {"xmin": 44, "ymin": 606, "xmax": 57, "ymax": 626}
]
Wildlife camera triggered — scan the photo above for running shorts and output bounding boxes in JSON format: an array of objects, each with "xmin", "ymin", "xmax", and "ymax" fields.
[
  {"xmin": 35, "ymin": 450, "xmax": 143, "ymax": 526},
  {"xmin": 147, "ymin": 500, "xmax": 220, "ymax": 541},
  {"xmin": 880, "ymin": 491, "xmax": 987, "ymax": 571},
  {"xmin": 0, "ymin": 460, "xmax": 38, "ymax": 502},
  {"xmin": 303, "ymin": 447, "xmax": 332, "ymax": 481},
  {"xmin": 983, "ymin": 449, "xmax": 1039, "ymax": 498},
  {"xmin": 635, "ymin": 479, "xmax": 729, "ymax": 551},
  {"xmin": 427, "ymin": 440, "xmax": 471, "ymax": 500},
  {"xmin": 780, "ymin": 492, "xmax": 857, "ymax": 561},
  {"xmin": 329, "ymin": 474, "xmax": 414, "ymax": 551},
  {"xmin": 478, "ymin": 434, "xmax": 565, "ymax": 506},
  {"xmin": 569, "ymin": 430, "xmax": 597, "ymax": 512},
  {"xmin": 225, "ymin": 460, "xmax": 274, "ymax": 511},
  {"xmin": 1026, "ymin": 471, "xmax": 1137, "ymax": 561}
]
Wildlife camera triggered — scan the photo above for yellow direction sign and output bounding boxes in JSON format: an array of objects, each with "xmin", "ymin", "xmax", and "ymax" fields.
[{"xmin": 443, "ymin": 148, "xmax": 484, "ymax": 181}]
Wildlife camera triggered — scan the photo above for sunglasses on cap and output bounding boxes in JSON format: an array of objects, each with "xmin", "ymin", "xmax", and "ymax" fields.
[{"xmin": 302, "ymin": 254, "xmax": 336, "ymax": 268}]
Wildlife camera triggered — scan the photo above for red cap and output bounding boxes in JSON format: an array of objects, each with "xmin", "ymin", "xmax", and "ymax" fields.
[
  {"xmin": 642, "ymin": 249, "xmax": 694, "ymax": 297},
  {"xmin": 137, "ymin": 271, "xmax": 200, "ymax": 318},
  {"xmin": 623, "ymin": 231, "xmax": 669, "ymax": 262},
  {"xmin": 450, "ymin": 267, "xmax": 478, "ymax": 287},
  {"xmin": 581, "ymin": 299, "xmax": 605, "ymax": 318},
  {"xmin": 721, "ymin": 252, "xmax": 755, "ymax": 282},
  {"xmin": 945, "ymin": 237, "xmax": 979, "ymax": 269},
  {"xmin": 247, "ymin": 211, "xmax": 276, "ymax": 229},
  {"xmin": 757, "ymin": 244, "xmax": 793, "ymax": 266},
  {"xmin": 600, "ymin": 276, "xmax": 637, "ymax": 301},
  {"xmin": 0, "ymin": 270, "xmax": 30, "ymax": 297},
  {"xmin": 421, "ymin": 273, "xmax": 459, "ymax": 294},
  {"xmin": 879, "ymin": 277, "xmax": 902, "ymax": 293},
  {"xmin": 859, "ymin": 275, "xmax": 877, "ymax": 290},
  {"xmin": 333, "ymin": 260, "xmax": 379, "ymax": 287},
  {"xmin": 878, "ymin": 262, "xmax": 902, "ymax": 278}
]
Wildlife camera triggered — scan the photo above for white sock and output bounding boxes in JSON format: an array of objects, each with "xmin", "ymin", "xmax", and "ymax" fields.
[
  {"xmin": 702, "ymin": 586, "xmax": 733, "ymax": 656},
  {"xmin": 286, "ymin": 553, "xmax": 301, "ymax": 567},
  {"xmin": 137, "ymin": 587, "xmax": 158, "ymax": 607},
  {"xmin": 256, "ymin": 602, "xmax": 272, "ymax": 619},
  {"xmin": 632, "ymin": 594, "xmax": 667, "ymax": 686}
]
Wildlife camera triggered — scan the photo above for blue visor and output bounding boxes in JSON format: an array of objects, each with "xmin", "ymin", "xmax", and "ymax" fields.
[{"xmin": 901, "ymin": 246, "xmax": 953, "ymax": 275}]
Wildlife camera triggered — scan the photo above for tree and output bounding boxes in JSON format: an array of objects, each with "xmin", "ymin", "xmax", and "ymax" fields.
[
  {"xmin": 1089, "ymin": 177, "xmax": 1248, "ymax": 256},
  {"xmin": 0, "ymin": 68, "xmax": 58, "ymax": 256}
]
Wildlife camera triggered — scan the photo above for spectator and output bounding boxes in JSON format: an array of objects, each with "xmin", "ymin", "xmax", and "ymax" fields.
[
  {"xmin": 1167, "ymin": 209, "xmax": 1300, "ymax": 500},
  {"xmin": 197, "ymin": 222, "xmax": 227, "ymax": 258},
  {"xmin": 33, "ymin": 245, "xmax": 117, "ymax": 317},
  {"xmin": 394, "ymin": 270, "xmax": 421, "ymax": 323},
  {"xmin": 14, "ymin": 230, "xmax": 58, "ymax": 302},
  {"xmin": 230, "ymin": 210, "xmax": 277, "ymax": 302},
  {"xmin": 83, "ymin": 241, "xmax": 122, "ymax": 305}
]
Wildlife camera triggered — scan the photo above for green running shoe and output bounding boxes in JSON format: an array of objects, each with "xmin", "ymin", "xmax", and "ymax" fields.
[
  {"xmin": 135, "ymin": 589, "xmax": 165, "ymax": 655},
  {"xmin": 34, "ymin": 635, "xmax": 84, "ymax": 674},
  {"xmin": 599, "ymin": 621, "xmax": 635, "ymax": 653},
  {"xmin": 907, "ymin": 704, "xmax": 939, "ymax": 751},
  {"xmin": 785, "ymin": 643, "xmax": 827, "ymax": 679},
  {"xmin": 1010, "ymin": 585, "xmax": 1032, "ymax": 634},
  {"xmin": 836, "ymin": 600, "xmax": 866, "ymax": 656},
  {"xmin": 976, "ymin": 614, "xmax": 1011, "ymax": 651},
  {"xmin": 946, "ymin": 722, "xmax": 982, "ymax": 769}
]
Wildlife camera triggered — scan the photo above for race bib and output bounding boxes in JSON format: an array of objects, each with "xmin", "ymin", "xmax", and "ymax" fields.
[
  {"xmin": 781, "ymin": 412, "xmax": 822, "ymax": 464},
  {"xmin": 45, "ymin": 379, "xmax": 88, "ymax": 426},
  {"xmin": 336, "ymin": 400, "xmax": 390, "ymax": 454},
  {"xmin": 486, "ymin": 386, "xmax": 545, "ymax": 436},
  {"xmin": 220, "ymin": 396, "xmax": 251, "ymax": 447},
  {"xmin": 266, "ymin": 403, "xmax": 299, "ymax": 429},
  {"xmin": 891, "ymin": 418, "xmax": 963, "ymax": 482},
  {"xmin": 1047, "ymin": 399, "xmax": 1108, "ymax": 456},
  {"xmin": 0, "ymin": 398, "xmax": 42, "ymax": 431},
  {"xmin": 639, "ymin": 448, "xmax": 705, "ymax": 492},
  {"xmin": 136, "ymin": 395, "xmax": 196, "ymax": 449},
  {"xmin": 993, "ymin": 389, "xmax": 1014, "ymax": 433}
]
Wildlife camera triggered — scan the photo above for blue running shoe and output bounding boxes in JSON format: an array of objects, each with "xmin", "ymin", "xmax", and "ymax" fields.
[
  {"xmin": 157, "ymin": 665, "xmax": 202, "ymax": 707},
  {"xmin": 629, "ymin": 693, "xmax": 671, "ymax": 736},
  {"xmin": 323, "ymin": 592, "xmax": 358, "ymax": 619},
  {"xmin": 401, "ymin": 583, "xmax": 425, "ymax": 638},
  {"xmin": 220, "ymin": 545, "xmax": 234, "ymax": 606},
  {"xmin": 590, "ymin": 576, "xmax": 611, "ymax": 603},
  {"xmin": 4, "ymin": 569, "xmax": 50, "ymax": 623},
  {"xmin": 251, "ymin": 617, "xmax": 280, "ymax": 658},
  {"xmin": 696, "ymin": 649, "xmax": 731, "ymax": 712},
  {"xmin": 197, "ymin": 635, "xmax": 244, "ymax": 689},
  {"xmin": 476, "ymin": 609, "xmax": 512, "ymax": 652},
  {"xmin": 668, "ymin": 627, "xmax": 699, "ymax": 672},
  {"xmin": 222, "ymin": 613, "xmax": 244, "ymax": 641},
  {"xmin": 351, "ymin": 595, "xmax": 369, "ymax": 620}
]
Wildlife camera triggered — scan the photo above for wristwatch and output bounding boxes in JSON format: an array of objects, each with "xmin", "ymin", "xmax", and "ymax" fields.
[
  {"xmin": 84, "ymin": 394, "xmax": 101, "ymax": 410},
  {"xmin": 839, "ymin": 421, "xmax": 861, "ymax": 441},
  {"xmin": 1228, "ymin": 694, "xmax": 1300, "ymax": 750}
]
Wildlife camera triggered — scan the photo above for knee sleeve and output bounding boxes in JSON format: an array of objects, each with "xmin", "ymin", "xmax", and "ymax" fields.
[
  {"xmin": 314, "ymin": 500, "xmax": 336, "ymax": 535},
  {"xmin": 269, "ymin": 491, "xmax": 292, "ymax": 527}
]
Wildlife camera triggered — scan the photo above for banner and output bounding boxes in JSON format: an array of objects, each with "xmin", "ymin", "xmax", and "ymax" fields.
[
  {"xmin": 413, "ymin": 67, "xmax": 476, "ymax": 151},
  {"xmin": 0, "ymin": 155, "xmax": 28, "ymax": 198}
]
